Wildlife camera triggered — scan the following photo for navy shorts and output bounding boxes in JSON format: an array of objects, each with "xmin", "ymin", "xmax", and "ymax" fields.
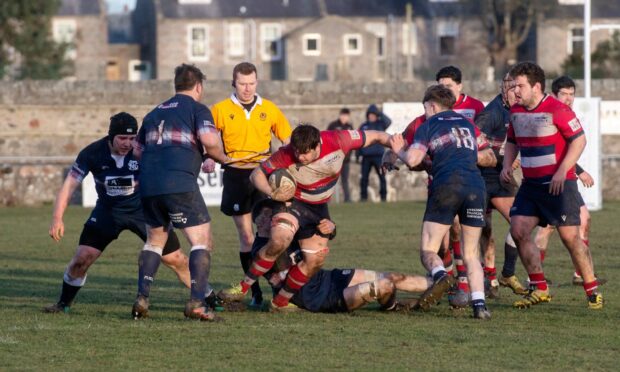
[
  {"xmin": 484, "ymin": 175, "xmax": 517, "ymax": 205},
  {"xmin": 424, "ymin": 183, "xmax": 487, "ymax": 227},
  {"xmin": 510, "ymin": 180, "xmax": 581, "ymax": 227},
  {"xmin": 319, "ymin": 269, "xmax": 355, "ymax": 313},
  {"xmin": 293, "ymin": 268, "xmax": 355, "ymax": 313},
  {"xmin": 142, "ymin": 191, "xmax": 211, "ymax": 229},
  {"xmin": 221, "ymin": 167, "xmax": 267, "ymax": 216},
  {"xmin": 80, "ymin": 204, "xmax": 180, "ymax": 254},
  {"xmin": 274, "ymin": 199, "xmax": 331, "ymax": 240}
]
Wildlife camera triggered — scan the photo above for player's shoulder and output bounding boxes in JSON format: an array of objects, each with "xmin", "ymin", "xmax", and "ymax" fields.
[
  {"xmin": 465, "ymin": 94, "xmax": 485, "ymax": 109},
  {"xmin": 258, "ymin": 96, "xmax": 282, "ymax": 111},
  {"xmin": 82, "ymin": 137, "xmax": 108, "ymax": 154},
  {"xmin": 543, "ymin": 95, "xmax": 573, "ymax": 113}
]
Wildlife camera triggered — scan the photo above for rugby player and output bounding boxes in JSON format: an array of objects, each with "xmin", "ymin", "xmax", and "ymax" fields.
[
  {"xmin": 389, "ymin": 84, "xmax": 496, "ymax": 319},
  {"xmin": 211, "ymin": 62, "xmax": 292, "ymax": 308},
  {"xmin": 218, "ymin": 124, "xmax": 393, "ymax": 311},
  {"xmin": 501, "ymin": 62, "xmax": 603, "ymax": 309},
  {"xmin": 132, "ymin": 64, "xmax": 231, "ymax": 321},
  {"xmin": 44, "ymin": 113, "xmax": 190, "ymax": 314}
]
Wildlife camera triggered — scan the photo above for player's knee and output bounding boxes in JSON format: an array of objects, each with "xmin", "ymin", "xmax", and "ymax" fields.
[
  {"xmin": 510, "ymin": 225, "xmax": 529, "ymax": 244},
  {"xmin": 266, "ymin": 233, "xmax": 293, "ymax": 257},
  {"xmin": 162, "ymin": 250, "xmax": 188, "ymax": 268},
  {"xmin": 377, "ymin": 278, "xmax": 395, "ymax": 297}
]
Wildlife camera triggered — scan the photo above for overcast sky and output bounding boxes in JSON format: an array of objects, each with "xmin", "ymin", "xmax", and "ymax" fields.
[{"xmin": 106, "ymin": 0, "xmax": 137, "ymax": 14}]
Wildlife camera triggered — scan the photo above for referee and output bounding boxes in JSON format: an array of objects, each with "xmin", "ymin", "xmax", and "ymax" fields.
[{"xmin": 211, "ymin": 62, "xmax": 292, "ymax": 308}]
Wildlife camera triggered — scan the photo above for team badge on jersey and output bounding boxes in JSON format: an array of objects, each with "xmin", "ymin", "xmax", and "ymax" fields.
[
  {"xmin": 348, "ymin": 130, "xmax": 360, "ymax": 140},
  {"xmin": 128, "ymin": 160, "xmax": 138, "ymax": 171},
  {"xmin": 568, "ymin": 118, "xmax": 581, "ymax": 131},
  {"xmin": 260, "ymin": 112, "xmax": 267, "ymax": 121}
]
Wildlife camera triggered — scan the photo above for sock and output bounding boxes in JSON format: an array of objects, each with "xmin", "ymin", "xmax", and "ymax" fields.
[
  {"xmin": 528, "ymin": 272, "xmax": 548, "ymax": 291},
  {"xmin": 189, "ymin": 246, "xmax": 211, "ymax": 301},
  {"xmin": 583, "ymin": 239, "xmax": 589, "ymax": 247},
  {"xmin": 59, "ymin": 271, "xmax": 86, "ymax": 306},
  {"xmin": 501, "ymin": 239, "xmax": 518, "ymax": 278},
  {"xmin": 431, "ymin": 266, "xmax": 447, "ymax": 282},
  {"xmin": 137, "ymin": 245, "xmax": 163, "ymax": 297},
  {"xmin": 441, "ymin": 249, "xmax": 454, "ymax": 276},
  {"xmin": 272, "ymin": 265, "xmax": 309, "ymax": 307},
  {"xmin": 241, "ymin": 257, "xmax": 275, "ymax": 293},
  {"xmin": 452, "ymin": 240, "xmax": 469, "ymax": 291},
  {"xmin": 540, "ymin": 250, "xmax": 546, "ymax": 263},
  {"xmin": 471, "ymin": 291, "xmax": 486, "ymax": 309},
  {"xmin": 484, "ymin": 266, "xmax": 497, "ymax": 281},
  {"xmin": 583, "ymin": 280, "xmax": 598, "ymax": 296},
  {"xmin": 240, "ymin": 252, "xmax": 263, "ymax": 301}
]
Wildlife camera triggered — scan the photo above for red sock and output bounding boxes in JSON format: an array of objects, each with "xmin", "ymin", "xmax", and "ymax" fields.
[
  {"xmin": 583, "ymin": 239, "xmax": 589, "ymax": 247},
  {"xmin": 484, "ymin": 266, "xmax": 497, "ymax": 281},
  {"xmin": 452, "ymin": 241, "xmax": 469, "ymax": 291},
  {"xmin": 540, "ymin": 250, "xmax": 546, "ymax": 263},
  {"xmin": 575, "ymin": 270, "xmax": 582, "ymax": 277},
  {"xmin": 272, "ymin": 265, "xmax": 309, "ymax": 307},
  {"xmin": 528, "ymin": 272, "xmax": 548, "ymax": 291},
  {"xmin": 241, "ymin": 258, "xmax": 275, "ymax": 293},
  {"xmin": 583, "ymin": 280, "xmax": 598, "ymax": 296}
]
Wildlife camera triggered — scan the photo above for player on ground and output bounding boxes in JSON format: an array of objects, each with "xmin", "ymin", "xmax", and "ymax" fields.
[
  {"xmin": 44, "ymin": 113, "xmax": 190, "ymax": 314},
  {"xmin": 501, "ymin": 62, "xmax": 603, "ymax": 309},
  {"xmin": 533, "ymin": 75, "xmax": 596, "ymax": 285},
  {"xmin": 132, "ymin": 64, "xmax": 231, "ymax": 321},
  {"xmin": 250, "ymin": 199, "xmax": 432, "ymax": 313},
  {"xmin": 475, "ymin": 74, "xmax": 528, "ymax": 298},
  {"xmin": 218, "ymin": 124, "xmax": 393, "ymax": 311},
  {"xmin": 389, "ymin": 85, "xmax": 496, "ymax": 319},
  {"xmin": 211, "ymin": 62, "xmax": 292, "ymax": 309}
]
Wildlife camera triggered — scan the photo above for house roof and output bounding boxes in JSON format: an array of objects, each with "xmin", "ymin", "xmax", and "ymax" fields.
[
  {"xmin": 57, "ymin": 0, "xmax": 102, "ymax": 16},
  {"xmin": 158, "ymin": 0, "xmax": 321, "ymax": 19}
]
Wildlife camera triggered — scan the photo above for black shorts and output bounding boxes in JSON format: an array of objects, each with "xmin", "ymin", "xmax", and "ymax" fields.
[
  {"xmin": 274, "ymin": 199, "xmax": 331, "ymax": 240},
  {"xmin": 319, "ymin": 268, "xmax": 356, "ymax": 313},
  {"xmin": 79, "ymin": 204, "xmax": 180, "ymax": 254},
  {"xmin": 293, "ymin": 268, "xmax": 355, "ymax": 313},
  {"xmin": 484, "ymin": 175, "xmax": 517, "ymax": 205},
  {"xmin": 221, "ymin": 167, "xmax": 267, "ymax": 216},
  {"xmin": 510, "ymin": 180, "xmax": 581, "ymax": 227},
  {"xmin": 424, "ymin": 183, "xmax": 487, "ymax": 227},
  {"xmin": 142, "ymin": 191, "xmax": 211, "ymax": 229}
]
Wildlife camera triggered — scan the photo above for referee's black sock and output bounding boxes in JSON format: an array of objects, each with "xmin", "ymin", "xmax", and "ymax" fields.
[
  {"xmin": 59, "ymin": 280, "xmax": 81, "ymax": 306},
  {"xmin": 501, "ymin": 241, "xmax": 518, "ymax": 278},
  {"xmin": 240, "ymin": 252, "xmax": 262, "ymax": 302}
]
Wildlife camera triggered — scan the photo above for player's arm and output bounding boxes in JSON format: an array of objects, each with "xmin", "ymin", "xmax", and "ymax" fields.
[
  {"xmin": 49, "ymin": 174, "xmax": 81, "ymax": 242},
  {"xmin": 250, "ymin": 167, "xmax": 273, "ymax": 196},
  {"xmin": 477, "ymin": 148, "xmax": 497, "ymax": 167},
  {"xmin": 389, "ymin": 133, "xmax": 426, "ymax": 169},
  {"xmin": 576, "ymin": 164, "xmax": 594, "ymax": 187},
  {"xmin": 500, "ymin": 141, "xmax": 518, "ymax": 184},
  {"xmin": 362, "ymin": 130, "xmax": 391, "ymax": 148},
  {"xmin": 550, "ymin": 134, "xmax": 586, "ymax": 195},
  {"xmin": 200, "ymin": 131, "xmax": 230, "ymax": 165}
]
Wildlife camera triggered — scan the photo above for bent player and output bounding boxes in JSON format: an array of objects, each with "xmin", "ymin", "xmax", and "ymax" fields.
[
  {"xmin": 501, "ymin": 62, "xmax": 603, "ymax": 309},
  {"xmin": 44, "ymin": 113, "xmax": 190, "ymax": 314},
  {"xmin": 390, "ymin": 84, "xmax": 495, "ymax": 319},
  {"xmin": 219, "ymin": 124, "xmax": 393, "ymax": 311}
]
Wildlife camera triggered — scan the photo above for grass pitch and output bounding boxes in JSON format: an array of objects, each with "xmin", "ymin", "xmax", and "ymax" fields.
[{"xmin": 1, "ymin": 201, "xmax": 618, "ymax": 371}]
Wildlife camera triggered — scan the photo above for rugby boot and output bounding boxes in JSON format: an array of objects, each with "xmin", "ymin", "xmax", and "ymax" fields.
[
  {"xmin": 448, "ymin": 288, "xmax": 469, "ymax": 309},
  {"xmin": 184, "ymin": 299, "xmax": 221, "ymax": 322},
  {"xmin": 269, "ymin": 300, "xmax": 302, "ymax": 313},
  {"xmin": 499, "ymin": 275, "xmax": 528, "ymax": 295},
  {"xmin": 217, "ymin": 283, "xmax": 247, "ymax": 303},
  {"xmin": 417, "ymin": 274, "xmax": 456, "ymax": 311},
  {"xmin": 571, "ymin": 272, "xmax": 584, "ymax": 286},
  {"xmin": 485, "ymin": 277, "xmax": 501, "ymax": 299},
  {"xmin": 248, "ymin": 295, "xmax": 264, "ymax": 311},
  {"xmin": 587, "ymin": 292, "xmax": 604, "ymax": 310},
  {"xmin": 43, "ymin": 301, "xmax": 70, "ymax": 314},
  {"xmin": 473, "ymin": 305, "xmax": 492, "ymax": 320},
  {"xmin": 513, "ymin": 289, "xmax": 551, "ymax": 309},
  {"xmin": 205, "ymin": 292, "xmax": 225, "ymax": 312},
  {"xmin": 132, "ymin": 295, "xmax": 149, "ymax": 319}
]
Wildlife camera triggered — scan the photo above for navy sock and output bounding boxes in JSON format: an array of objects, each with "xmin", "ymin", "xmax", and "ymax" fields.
[
  {"xmin": 432, "ymin": 270, "xmax": 447, "ymax": 282},
  {"xmin": 190, "ymin": 248, "xmax": 211, "ymax": 301},
  {"xmin": 472, "ymin": 298, "xmax": 486, "ymax": 309},
  {"xmin": 240, "ymin": 252, "xmax": 262, "ymax": 301},
  {"xmin": 502, "ymin": 242, "xmax": 518, "ymax": 278},
  {"xmin": 59, "ymin": 281, "xmax": 81, "ymax": 305},
  {"xmin": 137, "ymin": 250, "xmax": 162, "ymax": 297}
]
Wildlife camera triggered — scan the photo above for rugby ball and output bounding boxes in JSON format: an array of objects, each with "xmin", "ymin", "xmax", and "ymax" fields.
[{"xmin": 268, "ymin": 169, "xmax": 296, "ymax": 198}]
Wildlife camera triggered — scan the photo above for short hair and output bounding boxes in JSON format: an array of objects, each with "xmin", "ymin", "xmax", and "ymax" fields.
[
  {"xmin": 509, "ymin": 61, "xmax": 546, "ymax": 92},
  {"xmin": 551, "ymin": 75, "xmax": 576, "ymax": 95},
  {"xmin": 290, "ymin": 124, "xmax": 321, "ymax": 154},
  {"xmin": 339, "ymin": 107, "xmax": 350, "ymax": 115},
  {"xmin": 174, "ymin": 63, "xmax": 206, "ymax": 92},
  {"xmin": 423, "ymin": 84, "xmax": 456, "ymax": 109},
  {"xmin": 233, "ymin": 62, "xmax": 257, "ymax": 81},
  {"xmin": 436, "ymin": 65, "xmax": 462, "ymax": 84}
]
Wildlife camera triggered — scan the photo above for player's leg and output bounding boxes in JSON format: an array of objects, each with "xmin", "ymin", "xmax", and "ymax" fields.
[
  {"xmin": 360, "ymin": 156, "xmax": 371, "ymax": 201},
  {"xmin": 448, "ymin": 216, "xmax": 470, "ymax": 308},
  {"xmin": 371, "ymin": 156, "xmax": 387, "ymax": 201},
  {"xmin": 462, "ymin": 224, "xmax": 490, "ymax": 319},
  {"xmin": 341, "ymin": 162, "xmax": 351, "ymax": 202},
  {"xmin": 417, "ymin": 221, "xmax": 456, "ymax": 310},
  {"xmin": 480, "ymin": 209, "xmax": 499, "ymax": 298},
  {"xmin": 492, "ymin": 196, "xmax": 527, "ymax": 295},
  {"xmin": 572, "ymin": 204, "xmax": 591, "ymax": 284},
  {"xmin": 160, "ymin": 230, "xmax": 190, "ymax": 288},
  {"xmin": 343, "ymin": 270, "xmax": 397, "ymax": 311},
  {"xmin": 534, "ymin": 225, "xmax": 554, "ymax": 264},
  {"xmin": 233, "ymin": 213, "xmax": 264, "ymax": 306}
]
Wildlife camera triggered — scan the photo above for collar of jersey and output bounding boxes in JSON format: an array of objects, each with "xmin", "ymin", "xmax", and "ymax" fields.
[{"xmin": 230, "ymin": 93, "xmax": 263, "ymax": 110}]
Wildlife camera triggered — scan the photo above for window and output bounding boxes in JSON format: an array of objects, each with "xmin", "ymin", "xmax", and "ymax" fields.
[
  {"xmin": 260, "ymin": 23, "xmax": 282, "ymax": 61},
  {"xmin": 365, "ymin": 23, "xmax": 386, "ymax": 58},
  {"xmin": 343, "ymin": 34, "xmax": 362, "ymax": 55},
  {"xmin": 437, "ymin": 20, "xmax": 458, "ymax": 56},
  {"xmin": 402, "ymin": 23, "xmax": 418, "ymax": 55},
  {"xmin": 568, "ymin": 25, "xmax": 584, "ymax": 55},
  {"xmin": 302, "ymin": 33, "xmax": 321, "ymax": 56},
  {"xmin": 187, "ymin": 24, "xmax": 209, "ymax": 61},
  {"xmin": 228, "ymin": 23, "xmax": 245, "ymax": 57},
  {"xmin": 52, "ymin": 19, "xmax": 77, "ymax": 60}
]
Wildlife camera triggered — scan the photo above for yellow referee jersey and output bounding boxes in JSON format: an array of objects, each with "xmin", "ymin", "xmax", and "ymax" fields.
[{"xmin": 212, "ymin": 94, "xmax": 292, "ymax": 169}]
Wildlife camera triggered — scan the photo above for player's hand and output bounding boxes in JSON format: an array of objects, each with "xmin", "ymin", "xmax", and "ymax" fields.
[
  {"xmin": 201, "ymin": 158, "xmax": 216, "ymax": 173},
  {"xmin": 271, "ymin": 184, "xmax": 295, "ymax": 202},
  {"xmin": 500, "ymin": 166, "xmax": 513, "ymax": 184},
  {"xmin": 578, "ymin": 171, "xmax": 594, "ymax": 188},
  {"xmin": 549, "ymin": 170, "xmax": 567, "ymax": 195},
  {"xmin": 512, "ymin": 158, "xmax": 521, "ymax": 170},
  {"xmin": 388, "ymin": 134, "xmax": 406, "ymax": 153},
  {"xmin": 317, "ymin": 219, "xmax": 336, "ymax": 235},
  {"xmin": 49, "ymin": 218, "xmax": 65, "ymax": 242}
]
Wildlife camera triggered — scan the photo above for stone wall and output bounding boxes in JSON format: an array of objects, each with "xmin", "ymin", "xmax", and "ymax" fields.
[{"xmin": 1, "ymin": 80, "xmax": 620, "ymax": 206}]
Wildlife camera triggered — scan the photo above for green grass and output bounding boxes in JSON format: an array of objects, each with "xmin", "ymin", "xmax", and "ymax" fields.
[{"xmin": 1, "ymin": 202, "xmax": 619, "ymax": 371}]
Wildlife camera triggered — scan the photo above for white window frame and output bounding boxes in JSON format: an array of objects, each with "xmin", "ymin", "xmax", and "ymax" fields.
[
  {"xmin": 227, "ymin": 23, "xmax": 245, "ymax": 57},
  {"xmin": 343, "ymin": 33, "xmax": 363, "ymax": 55},
  {"xmin": 567, "ymin": 24, "xmax": 584, "ymax": 55},
  {"xmin": 402, "ymin": 23, "xmax": 418, "ymax": 56},
  {"xmin": 187, "ymin": 24, "xmax": 210, "ymax": 61},
  {"xmin": 302, "ymin": 33, "xmax": 321, "ymax": 56},
  {"xmin": 179, "ymin": 0, "xmax": 212, "ymax": 4},
  {"xmin": 437, "ymin": 20, "xmax": 459, "ymax": 56},
  {"xmin": 365, "ymin": 23, "xmax": 387, "ymax": 59},
  {"xmin": 52, "ymin": 18, "xmax": 77, "ymax": 60},
  {"xmin": 260, "ymin": 23, "xmax": 283, "ymax": 61}
]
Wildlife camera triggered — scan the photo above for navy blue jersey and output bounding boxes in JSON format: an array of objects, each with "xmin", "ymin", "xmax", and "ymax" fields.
[
  {"xmin": 137, "ymin": 94, "xmax": 217, "ymax": 197},
  {"xmin": 411, "ymin": 110, "xmax": 484, "ymax": 187},
  {"xmin": 475, "ymin": 94, "xmax": 509, "ymax": 181},
  {"xmin": 70, "ymin": 137, "xmax": 141, "ymax": 211}
]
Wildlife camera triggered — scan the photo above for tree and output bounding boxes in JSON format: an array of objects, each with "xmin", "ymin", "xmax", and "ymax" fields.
[
  {"xmin": 0, "ymin": 0, "xmax": 71, "ymax": 80},
  {"xmin": 561, "ymin": 31, "xmax": 620, "ymax": 79}
]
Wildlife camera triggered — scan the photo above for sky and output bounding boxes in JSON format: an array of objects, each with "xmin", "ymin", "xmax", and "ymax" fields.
[{"xmin": 106, "ymin": 0, "xmax": 137, "ymax": 14}]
